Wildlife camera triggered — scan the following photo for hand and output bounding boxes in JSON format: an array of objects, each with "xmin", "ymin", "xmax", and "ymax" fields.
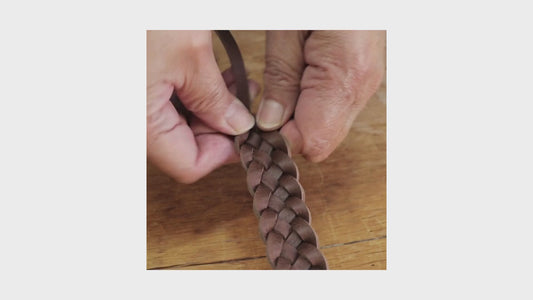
[
  {"xmin": 147, "ymin": 30, "xmax": 258, "ymax": 183},
  {"xmin": 257, "ymin": 30, "xmax": 385, "ymax": 162}
]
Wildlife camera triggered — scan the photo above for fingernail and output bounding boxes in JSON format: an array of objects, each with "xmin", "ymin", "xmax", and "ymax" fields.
[
  {"xmin": 225, "ymin": 98, "xmax": 255, "ymax": 134},
  {"xmin": 257, "ymin": 99, "xmax": 284, "ymax": 130}
]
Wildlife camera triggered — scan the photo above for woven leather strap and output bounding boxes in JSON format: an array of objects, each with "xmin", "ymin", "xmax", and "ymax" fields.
[{"xmin": 235, "ymin": 129, "xmax": 328, "ymax": 269}]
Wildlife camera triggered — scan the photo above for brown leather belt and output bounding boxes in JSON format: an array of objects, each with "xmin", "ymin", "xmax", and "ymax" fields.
[{"xmin": 172, "ymin": 30, "xmax": 328, "ymax": 270}]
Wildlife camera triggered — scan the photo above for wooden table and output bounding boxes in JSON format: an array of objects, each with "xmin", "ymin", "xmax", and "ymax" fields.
[{"xmin": 147, "ymin": 30, "xmax": 387, "ymax": 270}]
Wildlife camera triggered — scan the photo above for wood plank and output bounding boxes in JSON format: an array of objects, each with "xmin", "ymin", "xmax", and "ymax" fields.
[
  {"xmin": 147, "ymin": 30, "xmax": 387, "ymax": 270},
  {"xmin": 321, "ymin": 237, "xmax": 386, "ymax": 270},
  {"xmin": 155, "ymin": 256, "xmax": 270, "ymax": 270},
  {"xmin": 152, "ymin": 238, "xmax": 386, "ymax": 270}
]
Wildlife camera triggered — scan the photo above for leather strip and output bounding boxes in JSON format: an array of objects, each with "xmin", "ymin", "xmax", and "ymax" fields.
[
  {"xmin": 171, "ymin": 31, "xmax": 328, "ymax": 270},
  {"xmin": 214, "ymin": 30, "xmax": 251, "ymax": 110}
]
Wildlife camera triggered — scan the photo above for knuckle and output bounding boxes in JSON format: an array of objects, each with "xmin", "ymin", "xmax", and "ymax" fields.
[
  {"xmin": 146, "ymin": 105, "xmax": 182, "ymax": 146},
  {"xmin": 173, "ymin": 173, "xmax": 201, "ymax": 184},
  {"xmin": 304, "ymin": 45, "xmax": 384, "ymax": 107},
  {"xmin": 168, "ymin": 161, "xmax": 203, "ymax": 184},
  {"xmin": 182, "ymin": 31, "xmax": 212, "ymax": 54},
  {"xmin": 300, "ymin": 117, "xmax": 352, "ymax": 163},
  {"xmin": 350, "ymin": 58, "xmax": 381, "ymax": 86},
  {"xmin": 181, "ymin": 83, "xmax": 224, "ymax": 114},
  {"xmin": 302, "ymin": 64, "xmax": 357, "ymax": 108},
  {"xmin": 346, "ymin": 58, "xmax": 384, "ymax": 104},
  {"xmin": 264, "ymin": 56, "xmax": 301, "ymax": 91},
  {"xmin": 302, "ymin": 135, "xmax": 333, "ymax": 162}
]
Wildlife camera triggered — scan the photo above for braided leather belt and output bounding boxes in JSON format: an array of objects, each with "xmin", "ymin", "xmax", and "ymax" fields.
[{"xmin": 172, "ymin": 30, "xmax": 328, "ymax": 270}]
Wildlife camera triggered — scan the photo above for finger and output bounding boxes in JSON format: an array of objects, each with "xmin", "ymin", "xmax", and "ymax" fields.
[
  {"xmin": 257, "ymin": 30, "xmax": 308, "ymax": 131},
  {"xmin": 189, "ymin": 77, "xmax": 260, "ymax": 135},
  {"xmin": 175, "ymin": 38, "xmax": 255, "ymax": 136},
  {"xmin": 282, "ymin": 31, "xmax": 385, "ymax": 162},
  {"xmin": 147, "ymin": 86, "xmax": 237, "ymax": 183},
  {"xmin": 281, "ymin": 87, "xmax": 360, "ymax": 163},
  {"xmin": 186, "ymin": 116, "xmax": 241, "ymax": 165}
]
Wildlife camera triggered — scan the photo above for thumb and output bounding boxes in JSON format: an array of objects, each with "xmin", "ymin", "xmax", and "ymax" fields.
[
  {"xmin": 175, "ymin": 37, "xmax": 255, "ymax": 135},
  {"xmin": 257, "ymin": 30, "xmax": 307, "ymax": 131}
]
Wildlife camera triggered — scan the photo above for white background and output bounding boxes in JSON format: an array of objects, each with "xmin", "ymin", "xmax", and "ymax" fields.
[{"xmin": 0, "ymin": 0, "xmax": 532, "ymax": 298}]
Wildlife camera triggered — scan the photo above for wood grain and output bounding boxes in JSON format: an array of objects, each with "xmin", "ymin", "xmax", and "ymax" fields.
[{"xmin": 147, "ymin": 30, "xmax": 387, "ymax": 270}]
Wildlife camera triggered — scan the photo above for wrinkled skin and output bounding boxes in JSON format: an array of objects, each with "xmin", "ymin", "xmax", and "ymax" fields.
[
  {"xmin": 147, "ymin": 30, "xmax": 385, "ymax": 183},
  {"xmin": 258, "ymin": 30, "xmax": 386, "ymax": 162},
  {"xmin": 147, "ymin": 30, "xmax": 257, "ymax": 183}
]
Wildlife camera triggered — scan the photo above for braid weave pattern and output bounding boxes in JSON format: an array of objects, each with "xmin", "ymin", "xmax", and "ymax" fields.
[{"xmin": 235, "ymin": 128, "xmax": 328, "ymax": 270}]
